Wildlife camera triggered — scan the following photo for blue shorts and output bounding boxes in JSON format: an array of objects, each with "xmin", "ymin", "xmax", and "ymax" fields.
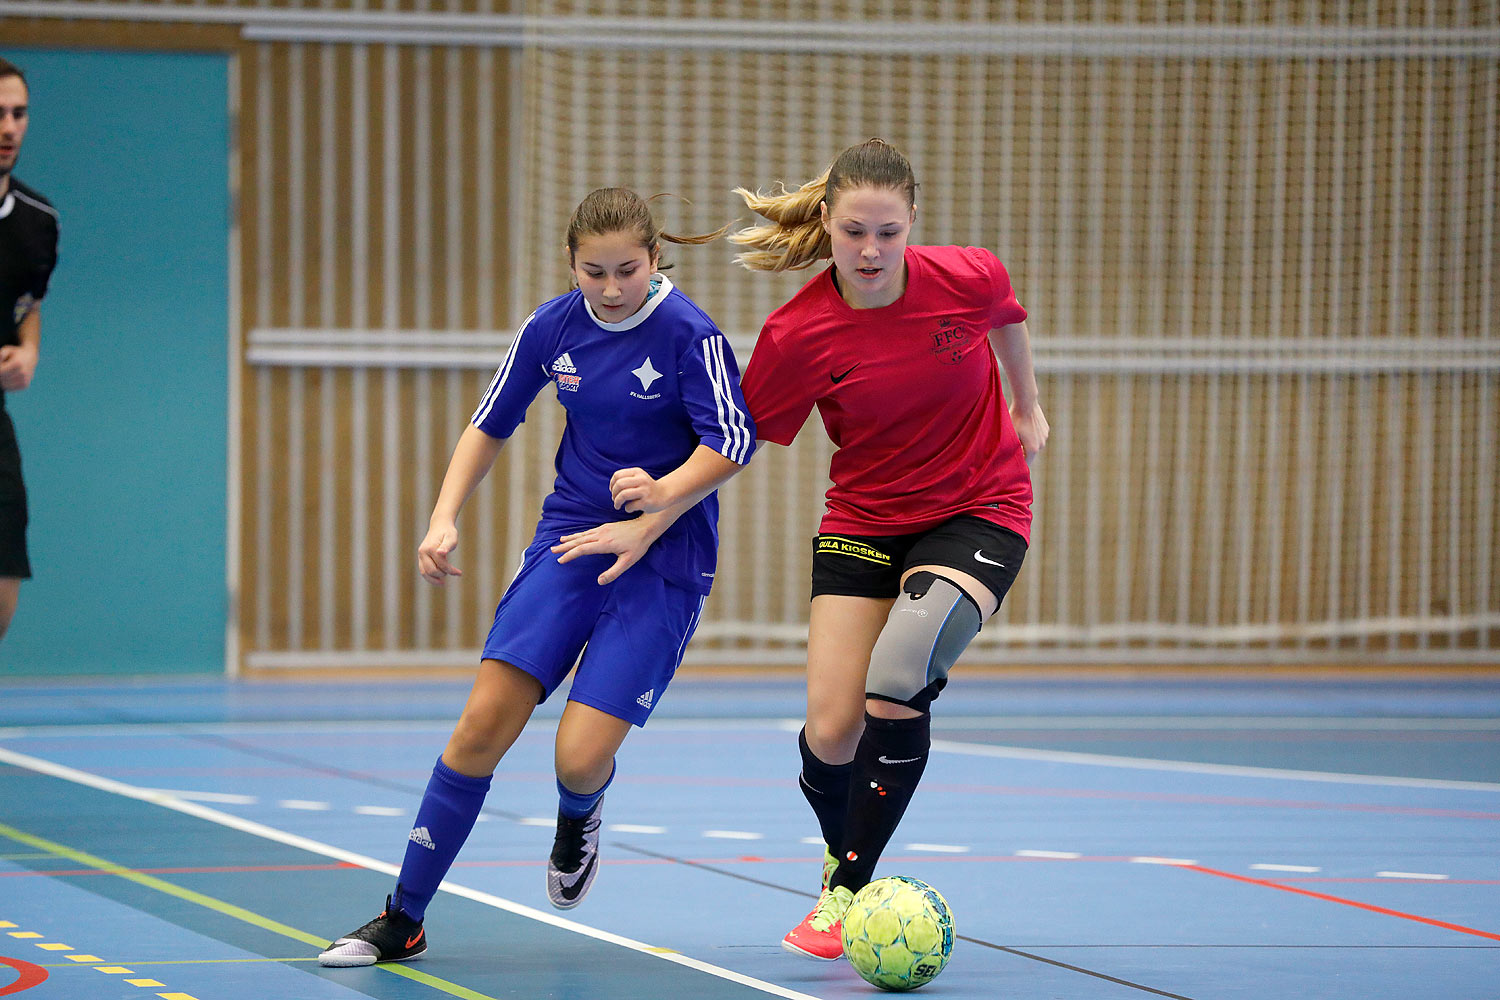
[{"xmin": 482, "ymin": 531, "xmax": 707, "ymax": 727}]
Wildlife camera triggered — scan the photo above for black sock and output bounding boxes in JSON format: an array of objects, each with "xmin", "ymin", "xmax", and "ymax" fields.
[
  {"xmin": 831, "ymin": 712, "xmax": 930, "ymax": 893},
  {"xmin": 798, "ymin": 727, "xmax": 853, "ymax": 854}
]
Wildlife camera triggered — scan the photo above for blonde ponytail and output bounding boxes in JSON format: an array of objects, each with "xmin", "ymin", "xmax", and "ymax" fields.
[
  {"xmin": 729, "ymin": 172, "xmax": 833, "ymax": 272},
  {"xmin": 730, "ymin": 139, "xmax": 918, "ymax": 273}
]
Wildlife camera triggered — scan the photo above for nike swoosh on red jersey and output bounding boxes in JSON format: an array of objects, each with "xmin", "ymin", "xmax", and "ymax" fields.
[{"xmin": 830, "ymin": 364, "xmax": 860, "ymax": 384}]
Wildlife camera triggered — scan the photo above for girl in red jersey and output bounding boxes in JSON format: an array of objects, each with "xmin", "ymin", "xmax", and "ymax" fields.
[{"xmin": 730, "ymin": 138, "xmax": 1049, "ymax": 960}]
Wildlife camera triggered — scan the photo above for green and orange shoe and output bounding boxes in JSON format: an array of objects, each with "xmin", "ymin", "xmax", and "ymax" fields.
[{"xmin": 781, "ymin": 884, "xmax": 854, "ymax": 961}]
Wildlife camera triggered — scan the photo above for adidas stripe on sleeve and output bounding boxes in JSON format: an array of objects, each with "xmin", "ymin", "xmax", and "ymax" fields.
[
  {"xmin": 681, "ymin": 332, "xmax": 755, "ymax": 465},
  {"xmin": 471, "ymin": 310, "xmax": 549, "ymax": 438}
]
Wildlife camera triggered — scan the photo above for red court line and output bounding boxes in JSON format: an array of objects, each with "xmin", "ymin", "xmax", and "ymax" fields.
[
  {"xmin": 0, "ymin": 854, "xmax": 1134, "ymax": 877},
  {"xmin": 1281, "ymin": 877, "xmax": 1500, "ymax": 885},
  {"xmin": 917, "ymin": 783, "xmax": 1500, "ymax": 820},
  {"xmin": 1183, "ymin": 864, "xmax": 1500, "ymax": 941},
  {"xmin": 0, "ymin": 955, "xmax": 48, "ymax": 996},
  {"xmin": 0, "ymin": 862, "xmax": 361, "ymax": 877}
]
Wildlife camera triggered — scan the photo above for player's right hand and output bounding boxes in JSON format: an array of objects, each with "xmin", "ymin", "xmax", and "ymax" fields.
[
  {"xmin": 609, "ymin": 467, "xmax": 670, "ymax": 513},
  {"xmin": 418, "ymin": 522, "xmax": 462, "ymax": 585}
]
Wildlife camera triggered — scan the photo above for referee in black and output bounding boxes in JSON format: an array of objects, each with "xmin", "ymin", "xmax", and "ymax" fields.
[{"xmin": 0, "ymin": 56, "xmax": 59, "ymax": 645}]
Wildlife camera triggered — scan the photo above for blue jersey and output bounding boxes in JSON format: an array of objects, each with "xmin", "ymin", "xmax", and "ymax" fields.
[{"xmin": 472, "ymin": 275, "xmax": 754, "ymax": 594}]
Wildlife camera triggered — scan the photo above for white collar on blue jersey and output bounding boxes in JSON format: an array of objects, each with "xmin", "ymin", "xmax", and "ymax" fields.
[{"xmin": 584, "ymin": 273, "xmax": 674, "ymax": 331}]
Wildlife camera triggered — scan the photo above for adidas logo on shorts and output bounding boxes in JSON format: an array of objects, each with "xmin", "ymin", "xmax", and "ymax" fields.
[
  {"xmin": 636, "ymin": 689, "xmax": 654, "ymax": 709},
  {"xmin": 408, "ymin": 826, "xmax": 436, "ymax": 850}
]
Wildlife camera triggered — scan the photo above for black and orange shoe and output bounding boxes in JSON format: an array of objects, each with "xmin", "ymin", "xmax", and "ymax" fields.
[{"xmin": 319, "ymin": 895, "xmax": 427, "ymax": 967}]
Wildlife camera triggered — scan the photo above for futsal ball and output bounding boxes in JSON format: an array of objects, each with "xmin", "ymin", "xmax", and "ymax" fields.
[{"xmin": 840, "ymin": 876, "xmax": 954, "ymax": 991}]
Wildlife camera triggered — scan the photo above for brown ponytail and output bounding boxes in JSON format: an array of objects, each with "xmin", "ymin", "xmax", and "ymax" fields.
[{"xmin": 566, "ymin": 188, "xmax": 730, "ymax": 268}]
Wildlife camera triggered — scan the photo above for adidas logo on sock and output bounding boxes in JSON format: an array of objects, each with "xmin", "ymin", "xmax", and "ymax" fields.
[
  {"xmin": 636, "ymin": 689, "xmax": 654, "ymax": 708},
  {"xmin": 408, "ymin": 826, "xmax": 436, "ymax": 850}
]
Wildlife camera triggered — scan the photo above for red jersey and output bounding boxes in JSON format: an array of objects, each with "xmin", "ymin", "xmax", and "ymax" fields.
[{"xmin": 740, "ymin": 244, "xmax": 1032, "ymax": 542}]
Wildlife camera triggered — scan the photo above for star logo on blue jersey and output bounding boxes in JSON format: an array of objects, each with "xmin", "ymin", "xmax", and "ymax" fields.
[{"xmin": 632, "ymin": 357, "xmax": 662, "ymax": 392}]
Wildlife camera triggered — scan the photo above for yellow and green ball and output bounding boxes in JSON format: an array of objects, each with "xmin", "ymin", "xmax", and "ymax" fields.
[{"xmin": 840, "ymin": 876, "xmax": 954, "ymax": 991}]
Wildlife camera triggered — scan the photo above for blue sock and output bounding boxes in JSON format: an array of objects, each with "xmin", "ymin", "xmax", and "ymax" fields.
[
  {"xmin": 557, "ymin": 759, "xmax": 615, "ymax": 819},
  {"xmin": 392, "ymin": 757, "xmax": 492, "ymax": 922}
]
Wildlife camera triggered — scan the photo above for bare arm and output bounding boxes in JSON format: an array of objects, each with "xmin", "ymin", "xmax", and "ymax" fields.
[
  {"xmin": 0, "ymin": 305, "xmax": 40, "ymax": 392},
  {"xmin": 418, "ymin": 423, "xmax": 506, "ymax": 585},
  {"xmin": 988, "ymin": 320, "xmax": 1049, "ymax": 463},
  {"xmin": 552, "ymin": 444, "xmax": 750, "ymax": 585},
  {"xmin": 610, "ymin": 444, "xmax": 746, "ymax": 518}
]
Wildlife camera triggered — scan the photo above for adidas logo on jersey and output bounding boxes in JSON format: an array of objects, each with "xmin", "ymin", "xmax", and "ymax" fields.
[
  {"xmin": 552, "ymin": 353, "xmax": 578, "ymax": 374},
  {"xmin": 636, "ymin": 689, "xmax": 655, "ymax": 709},
  {"xmin": 408, "ymin": 826, "xmax": 436, "ymax": 850}
]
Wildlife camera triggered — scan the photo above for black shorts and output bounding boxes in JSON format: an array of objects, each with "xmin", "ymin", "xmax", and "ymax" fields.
[
  {"xmin": 0, "ymin": 409, "xmax": 29, "ymax": 579},
  {"xmin": 811, "ymin": 515, "xmax": 1025, "ymax": 604}
]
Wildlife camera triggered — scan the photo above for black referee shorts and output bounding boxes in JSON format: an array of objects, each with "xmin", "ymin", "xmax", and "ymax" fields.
[
  {"xmin": 0, "ymin": 409, "xmax": 31, "ymax": 579},
  {"xmin": 810, "ymin": 514, "xmax": 1025, "ymax": 605}
]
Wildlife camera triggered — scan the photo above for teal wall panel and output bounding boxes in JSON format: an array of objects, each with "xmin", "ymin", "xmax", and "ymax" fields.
[{"xmin": 1, "ymin": 48, "xmax": 230, "ymax": 675}]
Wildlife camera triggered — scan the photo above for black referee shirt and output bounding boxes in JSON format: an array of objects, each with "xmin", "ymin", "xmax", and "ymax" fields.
[{"xmin": 0, "ymin": 177, "xmax": 59, "ymax": 406}]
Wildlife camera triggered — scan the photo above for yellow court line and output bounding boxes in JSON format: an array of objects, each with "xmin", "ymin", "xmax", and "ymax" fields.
[
  {"xmin": 0, "ymin": 820, "xmax": 502, "ymax": 1000},
  {"xmin": 37, "ymin": 958, "xmax": 324, "ymax": 969}
]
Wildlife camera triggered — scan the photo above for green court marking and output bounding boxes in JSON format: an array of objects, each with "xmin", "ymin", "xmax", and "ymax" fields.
[
  {"xmin": 0, "ymin": 820, "xmax": 500, "ymax": 1000},
  {"xmin": 38, "ymin": 957, "xmax": 324, "ymax": 968}
]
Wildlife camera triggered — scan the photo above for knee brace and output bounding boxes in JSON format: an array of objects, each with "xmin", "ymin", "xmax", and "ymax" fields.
[{"xmin": 865, "ymin": 572, "xmax": 983, "ymax": 712}]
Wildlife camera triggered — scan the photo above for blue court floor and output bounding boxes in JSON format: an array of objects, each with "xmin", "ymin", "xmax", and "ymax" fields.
[{"xmin": 0, "ymin": 670, "xmax": 1496, "ymax": 999}]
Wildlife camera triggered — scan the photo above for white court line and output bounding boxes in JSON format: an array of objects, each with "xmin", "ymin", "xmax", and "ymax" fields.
[
  {"xmin": 0, "ymin": 717, "xmax": 803, "ymax": 740},
  {"xmin": 929, "ymin": 737, "xmax": 1500, "ymax": 792},
  {"xmin": 0, "ymin": 720, "xmax": 464, "ymax": 739},
  {"xmin": 1016, "ymin": 850, "xmax": 1082, "ymax": 859},
  {"xmin": 0, "ymin": 746, "xmax": 827, "ymax": 1000},
  {"xmin": 929, "ymin": 716, "xmax": 1500, "ymax": 731},
  {"xmin": 1376, "ymin": 871, "xmax": 1450, "ymax": 880},
  {"xmin": 5, "ymin": 713, "xmax": 1497, "ymax": 734},
  {"xmin": 144, "ymin": 788, "xmax": 259, "ymax": 805},
  {"xmin": 1250, "ymin": 863, "xmax": 1321, "ymax": 873},
  {"xmin": 6, "ymin": 717, "xmax": 1495, "ymax": 792}
]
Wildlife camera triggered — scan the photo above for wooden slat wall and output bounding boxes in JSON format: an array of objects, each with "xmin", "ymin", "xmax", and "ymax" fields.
[{"xmin": 3, "ymin": 0, "xmax": 1495, "ymax": 671}]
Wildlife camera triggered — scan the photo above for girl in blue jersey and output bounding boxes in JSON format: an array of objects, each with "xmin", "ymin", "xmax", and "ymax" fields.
[{"xmin": 320, "ymin": 188, "xmax": 754, "ymax": 967}]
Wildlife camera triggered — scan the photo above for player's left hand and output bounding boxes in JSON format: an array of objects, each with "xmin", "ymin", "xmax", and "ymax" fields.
[
  {"xmin": 609, "ymin": 467, "xmax": 672, "ymax": 513},
  {"xmin": 0, "ymin": 344, "xmax": 38, "ymax": 392},
  {"xmin": 552, "ymin": 518, "xmax": 657, "ymax": 585},
  {"xmin": 1010, "ymin": 401, "xmax": 1050, "ymax": 465}
]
